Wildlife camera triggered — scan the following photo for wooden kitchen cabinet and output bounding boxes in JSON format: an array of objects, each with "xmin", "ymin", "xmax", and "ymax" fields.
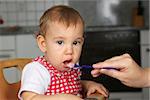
[{"xmin": 16, "ymin": 34, "xmax": 43, "ymax": 58}]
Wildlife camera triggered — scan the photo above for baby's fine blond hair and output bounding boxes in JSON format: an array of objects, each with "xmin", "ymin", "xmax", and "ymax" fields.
[{"xmin": 38, "ymin": 5, "xmax": 84, "ymax": 37}]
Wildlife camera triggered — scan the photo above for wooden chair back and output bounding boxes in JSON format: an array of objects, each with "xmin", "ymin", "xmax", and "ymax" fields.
[{"xmin": 0, "ymin": 58, "xmax": 32, "ymax": 100}]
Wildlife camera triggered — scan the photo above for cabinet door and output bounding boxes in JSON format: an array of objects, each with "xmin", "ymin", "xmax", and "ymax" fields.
[
  {"xmin": 141, "ymin": 45, "xmax": 150, "ymax": 67},
  {"xmin": 0, "ymin": 50, "xmax": 16, "ymax": 60},
  {"xmin": 16, "ymin": 34, "xmax": 43, "ymax": 58},
  {"xmin": 140, "ymin": 30, "xmax": 150, "ymax": 67},
  {"xmin": 140, "ymin": 30, "xmax": 150, "ymax": 100},
  {"xmin": 0, "ymin": 35, "xmax": 16, "ymax": 60},
  {"xmin": 0, "ymin": 35, "xmax": 15, "ymax": 50},
  {"xmin": 140, "ymin": 30, "xmax": 150, "ymax": 45}
]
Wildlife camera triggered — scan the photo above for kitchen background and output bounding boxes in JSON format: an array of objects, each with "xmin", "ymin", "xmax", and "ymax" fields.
[
  {"xmin": 0, "ymin": 0, "xmax": 149, "ymax": 27},
  {"xmin": 0, "ymin": 0, "xmax": 149, "ymax": 100}
]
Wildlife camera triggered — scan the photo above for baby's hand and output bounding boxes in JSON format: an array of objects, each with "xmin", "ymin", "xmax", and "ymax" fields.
[{"xmin": 86, "ymin": 81, "xmax": 109, "ymax": 97}]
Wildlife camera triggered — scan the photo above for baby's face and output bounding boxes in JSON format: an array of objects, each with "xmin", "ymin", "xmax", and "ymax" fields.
[{"xmin": 43, "ymin": 22, "xmax": 84, "ymax": 71}]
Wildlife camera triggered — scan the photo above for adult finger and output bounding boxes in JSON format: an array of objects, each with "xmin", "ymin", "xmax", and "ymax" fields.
[
  {"xmin": 91, "ymin": 69, "xmax": 101, "ymax": 77},
  {"xmin": 105, "ymin": 53, "xmax": 130, "ymax": 62},
  {"xmin": 93, "ymin": 53, "xmax": 131, "ymax": 69},
  {"xmin": 99, "ymin": 68, "xmax": 123, "ymax": 81}
]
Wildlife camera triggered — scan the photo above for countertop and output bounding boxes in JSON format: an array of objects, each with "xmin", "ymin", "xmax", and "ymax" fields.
[
  {"xmin": 0, "ymin": 26, "xmax": 149, "ymax": 36},
  {"xmin": 85, "ymin": 26, "xmax": 149, "ymax": 32},
  {"xmin": 0, "ymin": 26, "xmax": 39, "ymax": 36}
]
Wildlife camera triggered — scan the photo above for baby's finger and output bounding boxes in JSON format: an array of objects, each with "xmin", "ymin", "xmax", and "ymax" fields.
[
  {"xmin": 96, "ymin": 86, "xmax": 109, "ymax": 97},
  {"xmin": 97, "ymin": 87, "xmax": 109, "ymax": 97},
  {"xmin": 87, "ymin": 88, "xmax": 95, "ymax": 96}
]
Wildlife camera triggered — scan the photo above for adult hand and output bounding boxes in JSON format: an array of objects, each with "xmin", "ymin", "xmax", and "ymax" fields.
[{"xmin": 91, "ymin": 53, "xmax": 150, "ymax": 88}]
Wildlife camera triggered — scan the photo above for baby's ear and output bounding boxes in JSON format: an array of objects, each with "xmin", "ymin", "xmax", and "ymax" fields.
[{"xmin": 36, "ymin": 35, "xmax": 47, "ymax": 52}]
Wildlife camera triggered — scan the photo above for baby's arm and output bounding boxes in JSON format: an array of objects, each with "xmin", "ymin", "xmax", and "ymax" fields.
[
  {"xmin": 81, "ymin": 80, "xmax": 108, "ymax": 97},
  {"xmin": 21, "ymin": 91, "xmax": 82, "ymax": 100}
]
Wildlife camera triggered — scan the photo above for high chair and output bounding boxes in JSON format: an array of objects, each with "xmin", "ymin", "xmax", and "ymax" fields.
[
  {"xmin": 0, "ymin": 58, "xmax": 32, "ymax": 100},
  {"xmin": 0, "ymin": 58, "xmax": 106, "ymax": 100}
]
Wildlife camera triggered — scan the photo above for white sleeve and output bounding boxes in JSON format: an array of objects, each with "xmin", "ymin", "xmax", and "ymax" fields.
[{"xmin": 18, "ymin": 62, "xmax": 50, "ymax": 99}]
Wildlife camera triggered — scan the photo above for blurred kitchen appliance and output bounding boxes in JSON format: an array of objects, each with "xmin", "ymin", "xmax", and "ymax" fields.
[
  {"xmin": 69, "ymin": 0, "xmax": 149, "ymax": 28},
  {"xmin": 80, "ymin": 27, "xmax": 141, "ymax": 92}
]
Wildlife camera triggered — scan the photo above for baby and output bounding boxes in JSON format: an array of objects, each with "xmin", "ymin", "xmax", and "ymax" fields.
[{"xmin": 18, "ymin": 5, "xmax": 108, "ymax": 100}]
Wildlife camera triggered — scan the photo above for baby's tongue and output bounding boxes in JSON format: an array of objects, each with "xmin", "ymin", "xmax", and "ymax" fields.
[{"xmin": 66, "ymin": 63, "xmax": 75, "ymax": 68}]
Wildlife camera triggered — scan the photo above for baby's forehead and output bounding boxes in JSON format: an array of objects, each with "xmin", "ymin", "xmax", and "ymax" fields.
[
  {"xmin": 45, "ymin": 22, "xmax": 84, "ymax": 36},
  {"xmin": 47, "ymin": 20, "xmax": 84, "ymax": 30},
  {"xmin": 50, "ymin": 19, "xmax": 83, "ymax": 27}
]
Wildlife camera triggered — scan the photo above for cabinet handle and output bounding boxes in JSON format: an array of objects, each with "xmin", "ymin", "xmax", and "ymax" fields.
[
  {"xmin": 0, "ymin": 55, "xmax": 10, "ymax": 58},
  {"xmin": 146, "ymin": 48, "xmax": 150, "ymax": 52}
]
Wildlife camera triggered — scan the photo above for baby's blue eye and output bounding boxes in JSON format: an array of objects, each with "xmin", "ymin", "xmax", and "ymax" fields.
[{"xmin": 56, "ymin": 41, "xmax": 63, "ymax": 45}]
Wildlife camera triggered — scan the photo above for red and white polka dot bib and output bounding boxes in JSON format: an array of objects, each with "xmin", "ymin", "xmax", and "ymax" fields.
[{"xmin": 34, "ymin": 56, "xmax": 82, "ymax": 97}]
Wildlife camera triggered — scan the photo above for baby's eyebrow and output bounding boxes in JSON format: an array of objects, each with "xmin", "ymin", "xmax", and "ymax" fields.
[
  {"xmin": 53, "ymin": 36, "xmax": 64, "ymax": 40},
  {"xmin": 76, "ymin": 37, "xmax": 84, "ymax": 41}
]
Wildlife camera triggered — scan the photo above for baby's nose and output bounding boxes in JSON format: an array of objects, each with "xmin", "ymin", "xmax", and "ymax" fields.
[{"xmin": 65, "ymin": 45, "xmax": 73, "ymax": 54}]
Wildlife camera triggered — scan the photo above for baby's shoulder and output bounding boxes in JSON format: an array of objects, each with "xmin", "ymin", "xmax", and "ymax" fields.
[{"xmin": 23, "ymin": 61, "xmax": 48, "ymax": 73}]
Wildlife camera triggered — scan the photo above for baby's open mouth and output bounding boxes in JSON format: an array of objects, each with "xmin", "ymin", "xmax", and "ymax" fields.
[{"xmin": 63, "ymin": 60, "xmax": 74, "ymax": 68}]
